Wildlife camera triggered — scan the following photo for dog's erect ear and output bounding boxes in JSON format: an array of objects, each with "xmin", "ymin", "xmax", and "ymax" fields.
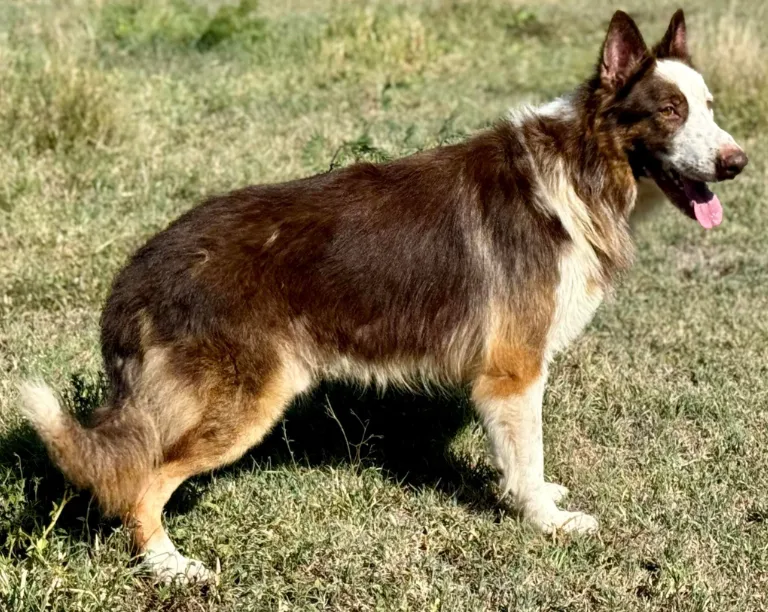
[
  {"xmin": 654, "ymin": 9, "xmax": 689, "ymax": 61},
  {"xmin": 599, "ymin": 11, "xmax": 649, "ymax": 91}
]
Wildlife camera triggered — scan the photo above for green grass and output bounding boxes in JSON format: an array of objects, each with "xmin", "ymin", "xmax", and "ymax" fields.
[{"xmin": 1, "ymin": 0, "xmax": 767, "ymax": 609}]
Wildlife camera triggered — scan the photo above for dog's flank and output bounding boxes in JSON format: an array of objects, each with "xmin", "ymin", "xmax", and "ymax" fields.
[{"xmin": 20, "ymin": 9, "xmax": 748, "ymax": 584}]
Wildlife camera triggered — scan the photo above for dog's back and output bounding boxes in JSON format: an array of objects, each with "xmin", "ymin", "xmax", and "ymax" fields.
[{"xmin": 103, "ymin": 121, "xmax": 571, "ymax": 392}]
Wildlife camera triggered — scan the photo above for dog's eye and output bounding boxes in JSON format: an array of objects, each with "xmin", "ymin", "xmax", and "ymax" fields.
[
  {"xmin": 707, "ymin": 99, "xmax": 714, "ymax": 112},
  {"xmin": 660, "ymin": 105, "xmax": 676, "ymax": 117}
]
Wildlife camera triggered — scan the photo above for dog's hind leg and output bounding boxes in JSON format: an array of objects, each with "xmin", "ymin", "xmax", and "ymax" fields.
[
  {"xmin": 471, "ymin": 353, "xmax": 598, "ymax": 534},
  {"xmin": 130, "ymin": 358, "xmax": 312, "ymax": 584},
  {"xmin": 131, "ymin": 465, "xmax": 211, "ymax": 583}
]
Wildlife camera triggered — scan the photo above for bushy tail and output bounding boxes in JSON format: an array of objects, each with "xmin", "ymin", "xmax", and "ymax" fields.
[{"xmin": 19, "ymin": 381, "xmax": 162, "ymax": 516}]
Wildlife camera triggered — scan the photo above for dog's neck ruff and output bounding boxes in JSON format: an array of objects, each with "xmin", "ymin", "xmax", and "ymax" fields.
[{"xmin": 508, "ymin": 96, "xmax": 637, "ymax": 285}]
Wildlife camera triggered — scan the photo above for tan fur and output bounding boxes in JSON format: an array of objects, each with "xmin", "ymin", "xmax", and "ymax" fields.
[
  {"xmin": 127, "ymin": 354, "xmax": 311, "ymax": 578},
  {"xmin": 475, "ymin": 343, "xmax": 543, "ymax": 399}
]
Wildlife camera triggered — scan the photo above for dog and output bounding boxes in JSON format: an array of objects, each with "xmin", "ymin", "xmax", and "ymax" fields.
[{"xmin": 20, "ymin": 9, "xmax": 747, "ymax": 583}]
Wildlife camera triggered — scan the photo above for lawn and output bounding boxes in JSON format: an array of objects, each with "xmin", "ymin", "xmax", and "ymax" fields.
[{"xmin": 1, "ymin": 0, "xmax": 767, "ymax": 610}]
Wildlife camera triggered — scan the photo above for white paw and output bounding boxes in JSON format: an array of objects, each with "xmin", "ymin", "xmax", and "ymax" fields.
[
  {"xmin": 144, "ymin": 550, "xmax": 218, "ymax": 585},
  {"xmin": 542, "ymin": 482, "xmax": 569, "ymax": 504},
  {"xmin": 183, "ymin": 558, "xmax": 218, "ymax": 584},
  {"xmin": 534, "ymin": 509, "xmax": 599, "ymax": 535}
]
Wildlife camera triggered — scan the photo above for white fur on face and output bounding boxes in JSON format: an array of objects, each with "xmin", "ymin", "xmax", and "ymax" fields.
[{"xmin": 655, "ymin": 59, "xmax": 738, "ymax": 181}]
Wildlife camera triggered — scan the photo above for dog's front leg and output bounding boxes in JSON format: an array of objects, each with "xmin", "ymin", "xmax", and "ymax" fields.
[{"xmin": 472, "ymin": 366, "xmax": 598, "ymax": 534}]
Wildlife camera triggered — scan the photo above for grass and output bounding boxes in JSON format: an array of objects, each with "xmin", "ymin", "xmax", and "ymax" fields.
[{"xmin": 1, "ymin": 0, "xmax": 767, "ymax": 609}]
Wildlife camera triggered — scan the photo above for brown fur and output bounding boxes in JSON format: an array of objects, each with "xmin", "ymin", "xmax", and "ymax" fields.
[{"xmin": 21, "ymin": 10, "xmax": 720, "ymax": 568}]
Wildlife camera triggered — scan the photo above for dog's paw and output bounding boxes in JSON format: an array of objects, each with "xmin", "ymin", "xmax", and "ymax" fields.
[
  {"xmin": 531, "ymin": 509, "xmax": 599, "ymax": 535},
  {"xmin": 542, "ymin": 482, "xmax": 569, "ymax": 504},
  {"xmin": 520, "ymin": 489, "xmax": 598, "ymax": 535},
  {"xmin": 182, "ymin": 558, "xmax": 218, "ymax": 585},
  {"xmin": 144, "ymin": 550, "xmax": 219, "ymax": 585}
]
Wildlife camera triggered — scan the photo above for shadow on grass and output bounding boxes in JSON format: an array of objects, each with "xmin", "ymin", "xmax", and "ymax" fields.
[
  {"xmin": 176, "ymin": 381, "xmax": 500, "ymax": 516},
  {"xmin": 0, "ymin": 372, "xmax": 500, "ymax": 558}
]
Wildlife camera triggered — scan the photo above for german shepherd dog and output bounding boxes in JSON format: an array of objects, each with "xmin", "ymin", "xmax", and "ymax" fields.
[{"xmin": 21, "ymin": 10, "xmax": 748, "ymax": 582}]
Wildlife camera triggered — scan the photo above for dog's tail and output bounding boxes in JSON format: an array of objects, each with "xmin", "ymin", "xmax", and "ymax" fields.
[{"xmin": 19, "ymin": 381, "xmax": 161, "ymax": 515}]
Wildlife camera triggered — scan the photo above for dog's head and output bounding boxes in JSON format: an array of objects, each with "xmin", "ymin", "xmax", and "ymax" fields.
[{"xmin": 594, "ymin": 9, "xmax": 747, "ymax": 228}]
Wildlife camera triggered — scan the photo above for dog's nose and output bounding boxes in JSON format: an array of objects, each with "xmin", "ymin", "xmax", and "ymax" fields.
[{"xmin": 716, "ymin": 145, "xmax": 748, "ymax": 180}]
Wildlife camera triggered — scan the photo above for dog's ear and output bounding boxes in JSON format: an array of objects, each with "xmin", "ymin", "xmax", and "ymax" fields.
[
  {"xmin": 599, "ymin": 11, "xmax": 649, "ymax": 91},
  {"xmin": 654, "ymin": 9, "xmax": 689, "ymax": 61}
]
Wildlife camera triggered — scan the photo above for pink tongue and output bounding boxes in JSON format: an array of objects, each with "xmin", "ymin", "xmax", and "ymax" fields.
[
  {"xmin": 684, "ymin": 181, "xmax": 723, "ymax": 229},
  {"xmin": 693, "ymin": 197, "xmax": 722, "ymax": 229}
]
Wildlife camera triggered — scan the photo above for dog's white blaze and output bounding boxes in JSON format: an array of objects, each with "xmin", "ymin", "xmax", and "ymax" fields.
[{"xmin": 655, "ymin": 59, "xmax": 737, "ymax": 180}]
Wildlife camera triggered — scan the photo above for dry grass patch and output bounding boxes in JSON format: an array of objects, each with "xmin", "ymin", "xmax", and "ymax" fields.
[
  {"xmin": 691, "ymin": 2, "xmax": 768, "ymax": 132},
  {"xmin": 320, "ymin": 4, "xmax": 433, "ymax": 80},
  {"xmin": 0, "ymin": 11, "xmax": 128, "ymax": 156},
  {"xmin": 1, "ymin": 60, "xmax": 125, "ymax": 155}
]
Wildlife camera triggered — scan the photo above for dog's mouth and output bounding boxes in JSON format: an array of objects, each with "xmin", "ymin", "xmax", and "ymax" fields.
[{"xmin": 645, "ymin": 163, "xmax": 723, "ymax": 229}]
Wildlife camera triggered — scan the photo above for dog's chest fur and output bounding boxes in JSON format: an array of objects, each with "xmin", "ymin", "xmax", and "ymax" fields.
[
  {"xmin": 547, "ymin": 241, "xmax": 604, "ymax": 359},
  {"xmin": 538, "ymin": 164, "xmax": 611, "ymax": 359}
]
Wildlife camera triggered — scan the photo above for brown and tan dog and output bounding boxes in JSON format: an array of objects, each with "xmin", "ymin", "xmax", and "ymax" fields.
[{"xmin": 21, "ymin": 10, "xmax": 747, "ymax": 583}]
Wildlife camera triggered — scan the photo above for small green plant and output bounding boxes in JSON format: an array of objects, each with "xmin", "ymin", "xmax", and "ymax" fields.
[
  {"xmin": 328, "ymin": 133, "xmax": 392, "ymax": 171},
  {"xmin": 101, "ymin": 0, "xmax": 265, "ymax": 53},
  {"xmin": 196, "ymin": 0, "xmax": 265, "ymax": 51},
  {"xmin": 65, "ymin": 372, "xmax": 109, "ymax": 424},
  {"xmin": 503, "ymin": 8, "xmax": 548, "ymax": 39}
]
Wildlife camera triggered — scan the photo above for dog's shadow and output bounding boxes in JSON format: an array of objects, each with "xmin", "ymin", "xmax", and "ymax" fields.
[{"xmin": 0, "ymin": 373, "xmax": 500, "ymax": 557}]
